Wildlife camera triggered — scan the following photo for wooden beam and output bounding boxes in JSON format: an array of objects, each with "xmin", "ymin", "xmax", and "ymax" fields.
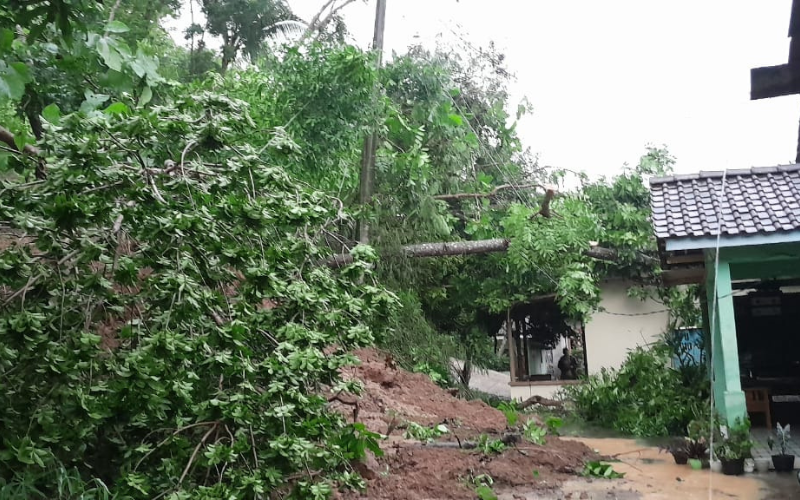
[
  {"xmin": 662, "ymin": 268, "xmax": 705, "ymax": 286},
  {"xmin": 665, "ymin": 253, "xmax": 705, "ymax": 265},
  {"xmin": 750, "ymin": 63, "xmax": 800, "ymax": 100}
]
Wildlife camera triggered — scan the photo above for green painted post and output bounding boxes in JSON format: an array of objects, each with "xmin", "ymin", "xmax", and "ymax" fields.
[{"xmin": 709, "ymin": 260, "xmax": 746, "ymax": 424}]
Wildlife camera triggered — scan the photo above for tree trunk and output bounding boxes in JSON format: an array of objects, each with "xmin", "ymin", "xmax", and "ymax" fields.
[
  {"xmin": 324, "ymin": 239, "xmax": 510, "ymax": 267},
  {"xmin": 323, "ymin": 239, "xmax": 650, "ymax": 267}
]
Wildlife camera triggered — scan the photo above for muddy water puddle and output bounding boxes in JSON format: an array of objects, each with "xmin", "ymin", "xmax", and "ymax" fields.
[{"xmin": 499, "ymin": 437, "xmax": 787, "ymax": 500}]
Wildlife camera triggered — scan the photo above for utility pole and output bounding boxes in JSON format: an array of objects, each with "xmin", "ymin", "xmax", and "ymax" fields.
[{"xmin": 356, "ymin": 0, "xmax": 387, "ymax": 245}]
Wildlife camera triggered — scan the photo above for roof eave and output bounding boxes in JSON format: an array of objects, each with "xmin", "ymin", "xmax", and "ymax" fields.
[{"xmin": 663, "ymin": 230, "xmax": 800, "ymax": 252}]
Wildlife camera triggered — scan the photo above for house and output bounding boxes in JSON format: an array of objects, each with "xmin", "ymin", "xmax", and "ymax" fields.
[
  {"xmin": 649, "ymin": 165, "xmax": 800, "ymax": 428},
  {"xmin": 507, "ymin": 279, "xmax": 670, "ymax": 402}
]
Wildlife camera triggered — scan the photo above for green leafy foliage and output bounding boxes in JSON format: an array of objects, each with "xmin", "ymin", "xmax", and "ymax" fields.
[
  {"xmin": 475, "ymin": 485, "xmax": 498, "ymax": 500},
  {"xmin": 403, "ymin": 422, "xmax": 449, "ymax": 443},
  {"xmin": 413, "ymin": 362, "xmax": 453, "ymax": 388},
  {"xmin": 475, "ymin": 434, "xmax": 506, "ymax": 455},
  {"xmin": 522, "ymin": 421, "xmax": 548, "ymax": 445},
  {"xmin": 470, "ymin": 474, "xmax": 497, "ymax": 500},
  {"xmin": 768, "ymin": 422, "xmax": 792, "ymax": 456},
  {"xmin": 0, "ymin": 89, "xmax": 396, "ymax": 497},
  {"xmin": 497, "ymin": 401, "xmax": 519, "ymax": 427},
  {"xmin": 582, "ymin": 461, "xmax": 624, "ymax": 479},
  {"xmin": 562, "ymin": 344, "xmax": 706, "ymax": 437},
  {"xmin": 335, "ymin": 423, "xmax": 385, "ymax": 462},
  {"xmin": 714, "ymin": 417, "xmax": 753, "ymax": 460},
  {"xmin": 0, "ymin": 460, "xmax": 112, "ymax": 499},
  {"xmin": 545, "ymin": 416, "xmax": 564, "ymax": 436}
]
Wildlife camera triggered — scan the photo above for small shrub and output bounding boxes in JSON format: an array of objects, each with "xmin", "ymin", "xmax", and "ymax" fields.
[
  {"xmin": 475, "ymin": 434, "xmax": 506, "ymax": 455},
  {"xmin": 475, "ymin": 485, "xmax": 498, "ymax": 500},
  {"xmin": 497, "ymin": 401, "xmax": 520, "ymax": 427},
  {"xmin": 561, "ymin": 344, "xmax": 704, "ymax": 437},
  {"xmin": 337, "ymin": 422, "xmax": 385, "ymax": 461},
  {"xmin": 403, "ymin": 422, "xmax": 449, "ymax": 442},
  {"xmin": 545, "ymin": 416, "xmax": 564, "ymax": 435},
  {"xmin": 522, "ymin": 420, "xmax": 547, "ymax": 445},
  {"xmin": 582, "ymin": 461, "xmax": 624, "ymax": 479},
  {"xmin": 413, "ymin": 362, "xmax": 452, "ymax": 388}
]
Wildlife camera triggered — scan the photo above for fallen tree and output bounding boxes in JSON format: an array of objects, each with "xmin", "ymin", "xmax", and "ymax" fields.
[{"xmin": 324, "ymin": 239, "xmax": 655, "ymax": 267}]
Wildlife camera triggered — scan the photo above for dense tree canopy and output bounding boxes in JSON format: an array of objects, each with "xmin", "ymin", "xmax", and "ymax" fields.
[{"xmin": 0, "ymin": 2, "xmax": 692, "ymax": 497}]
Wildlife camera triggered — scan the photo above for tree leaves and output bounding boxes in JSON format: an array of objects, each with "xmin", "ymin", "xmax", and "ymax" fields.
[
  {"xmin": 79, "ymin": 90, "xmax": 110, "ymax": 113},
  {"xmin": 104, "ymin": 21, "xmax": 131, "ymax": 34},
  {"xmin": 97, "ymin": 36, "xmax": 123, "ymax": 72},
  {"xmin": 0, "ymin": 61, "xmax": 31, "ymax": 100},
  {"xmin": 0, "ymin": 88, "xmax": 398, "ymax": 497},
  {"xmin": 138, "ymin": 85, "xmax": 152, "ymax": 107}
]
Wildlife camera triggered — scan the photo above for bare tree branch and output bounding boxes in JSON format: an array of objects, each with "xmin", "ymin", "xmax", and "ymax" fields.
[
  {"xmin": 0, "ymin": 125, "xmax": 40, "ymax": 157},
  {"xmin": 302, "ymin": 0, "xmax": 358, "ymax": 39},
  {"xmin": 0, "ymin": 125, "xmax": 45, "ymax": 179},
  {"xmin": 432, "ymin": 182, "xmax": 545, "ymax": 201}
]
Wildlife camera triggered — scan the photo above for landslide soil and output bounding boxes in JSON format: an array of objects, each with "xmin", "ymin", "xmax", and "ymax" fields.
[{"xmin": 334, "ymin": 348, "xmax": 597, "ymax": 500}]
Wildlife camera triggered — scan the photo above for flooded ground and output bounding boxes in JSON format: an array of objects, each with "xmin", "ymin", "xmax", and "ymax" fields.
[{"xmin": 498, "ymin": 437, "xmax": 798, "ymax": 499}]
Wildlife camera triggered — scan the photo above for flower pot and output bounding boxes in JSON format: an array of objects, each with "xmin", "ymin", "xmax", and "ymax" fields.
[
  {"xmin": 672, "ymin": 451, "xmax": 689, "ymax": 465},
  {"xmin": 720, "ymin": 457, "xmax": 745, "ymax": 476},
  {"xmin": 754, "ymin": 458, "xmax": 770, "ymax": 473},
  {"xmin": 688, "ymin": 458, "xmax": 703, "ymax": 470},
  {"xmin": 772, "ymin": 454, "xmax": 795, "ymax": 472},
  {"xmin": 744, "ymin": 458, "xmax": 755, "ymax": 473},
  {"xmin": 710, "ymin": 460, "xmax": 722, "ymax": 473}
]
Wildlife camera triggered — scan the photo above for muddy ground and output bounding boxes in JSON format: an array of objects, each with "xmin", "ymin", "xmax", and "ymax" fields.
[
  {"xmin": 334, "ymin": 349, "xmax": 597, "ymax": 499},
  {"xmin": 334, "ymin": 349, "xmax": 798, "ymax": 500}
]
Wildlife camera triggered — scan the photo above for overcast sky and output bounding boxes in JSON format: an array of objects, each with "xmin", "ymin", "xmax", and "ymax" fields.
[{"xmin": 163, "ymin": 1, "xmax": 800, "ymax": 179}]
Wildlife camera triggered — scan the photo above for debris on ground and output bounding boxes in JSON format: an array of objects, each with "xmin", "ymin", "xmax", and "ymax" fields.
[{"xmin": 333, "ymin": 348, "xmax": 598, "ymax": 500}]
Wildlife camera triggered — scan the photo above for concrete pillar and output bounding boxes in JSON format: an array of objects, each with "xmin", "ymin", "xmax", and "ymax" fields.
[{"xmin": 706, "ymin": 259, "xmax": 746, "ymax": 424}]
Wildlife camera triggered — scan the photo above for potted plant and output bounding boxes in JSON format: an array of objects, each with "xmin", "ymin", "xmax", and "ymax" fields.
[
  {"xmin": 660, "ymin": 438, "xmax": 690, "ymax": 465},
  {"xmin": 686, "ymin": 438, "xmax": 709, "ymax": 469},
  {"xmin": 714, "ymin": 417, "xmax": 753, "ymax": 476},
  {"xmin": 686, "ymin": 414, "xmax": 716, "ymax": 469},
  {"xmin": 768, "ymin": 423, "xmax": 794, "ymax": 472}
]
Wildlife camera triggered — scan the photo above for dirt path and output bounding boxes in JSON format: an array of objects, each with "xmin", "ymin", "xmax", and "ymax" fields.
[
  {"xmin": 499, "ymin": 437, "xmax": 779, "ymax": 499},
  {"xmin": 450, "ymin": 359, "xmax": 510, "ymax": 398}
]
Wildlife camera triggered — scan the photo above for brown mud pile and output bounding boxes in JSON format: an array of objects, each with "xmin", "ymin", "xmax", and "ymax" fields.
[{"xmin": 335, "ymin": 348, "xmax": 597, "ymax": 500}]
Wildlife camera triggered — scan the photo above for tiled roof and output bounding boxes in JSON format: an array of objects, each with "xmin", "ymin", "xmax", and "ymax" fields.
[{"xmin": 649, "ymin": 164, "xmax": 800, "ymax": 240}]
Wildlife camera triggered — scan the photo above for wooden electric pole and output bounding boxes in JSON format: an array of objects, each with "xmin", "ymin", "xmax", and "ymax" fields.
[{"xmin": 357, "ymin": 0, "xmax": 387, "ymax": 245}]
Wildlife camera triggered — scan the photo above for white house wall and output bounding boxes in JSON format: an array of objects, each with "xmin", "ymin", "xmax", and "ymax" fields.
[
  {"xmin": 584, "ymin": 280, "xmax": 670, "ymax": 375},
  {"xmin": 509, "ymin": 383, "xmax": 563, "ymax": 401}
]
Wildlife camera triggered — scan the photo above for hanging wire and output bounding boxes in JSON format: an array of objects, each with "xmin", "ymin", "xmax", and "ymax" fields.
[{"xmin": 707, "ymin": 169, "xmax": 729, "ymax": 500}]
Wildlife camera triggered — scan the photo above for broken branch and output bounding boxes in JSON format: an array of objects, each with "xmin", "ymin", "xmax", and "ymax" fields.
[
  {"xmin": 432, "ymin": 182, "xmax": 545, "ymax": 201},
  {"xmin": 178, "ymin": 423, "xmax": 218, "ymax": 485},
  {"xmin": 517, "ymin": 395, "xmax": 564, "ymax": 410},
  {"xmin": 0, "ymin": 125, "xmax": 40, "ymax": 157},
  {"xmin": 0, "ymin": 125, "xmax": 45, "ymax": 179},
  {"xmin": 303, "ymin": 0, "xmax": 357, "ymax": 38}
]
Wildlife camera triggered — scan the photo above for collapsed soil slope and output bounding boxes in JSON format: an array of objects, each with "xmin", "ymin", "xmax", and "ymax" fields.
[{"xmin": 335, "ymin": 348, "xmax": 597, "ymax": 500}]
